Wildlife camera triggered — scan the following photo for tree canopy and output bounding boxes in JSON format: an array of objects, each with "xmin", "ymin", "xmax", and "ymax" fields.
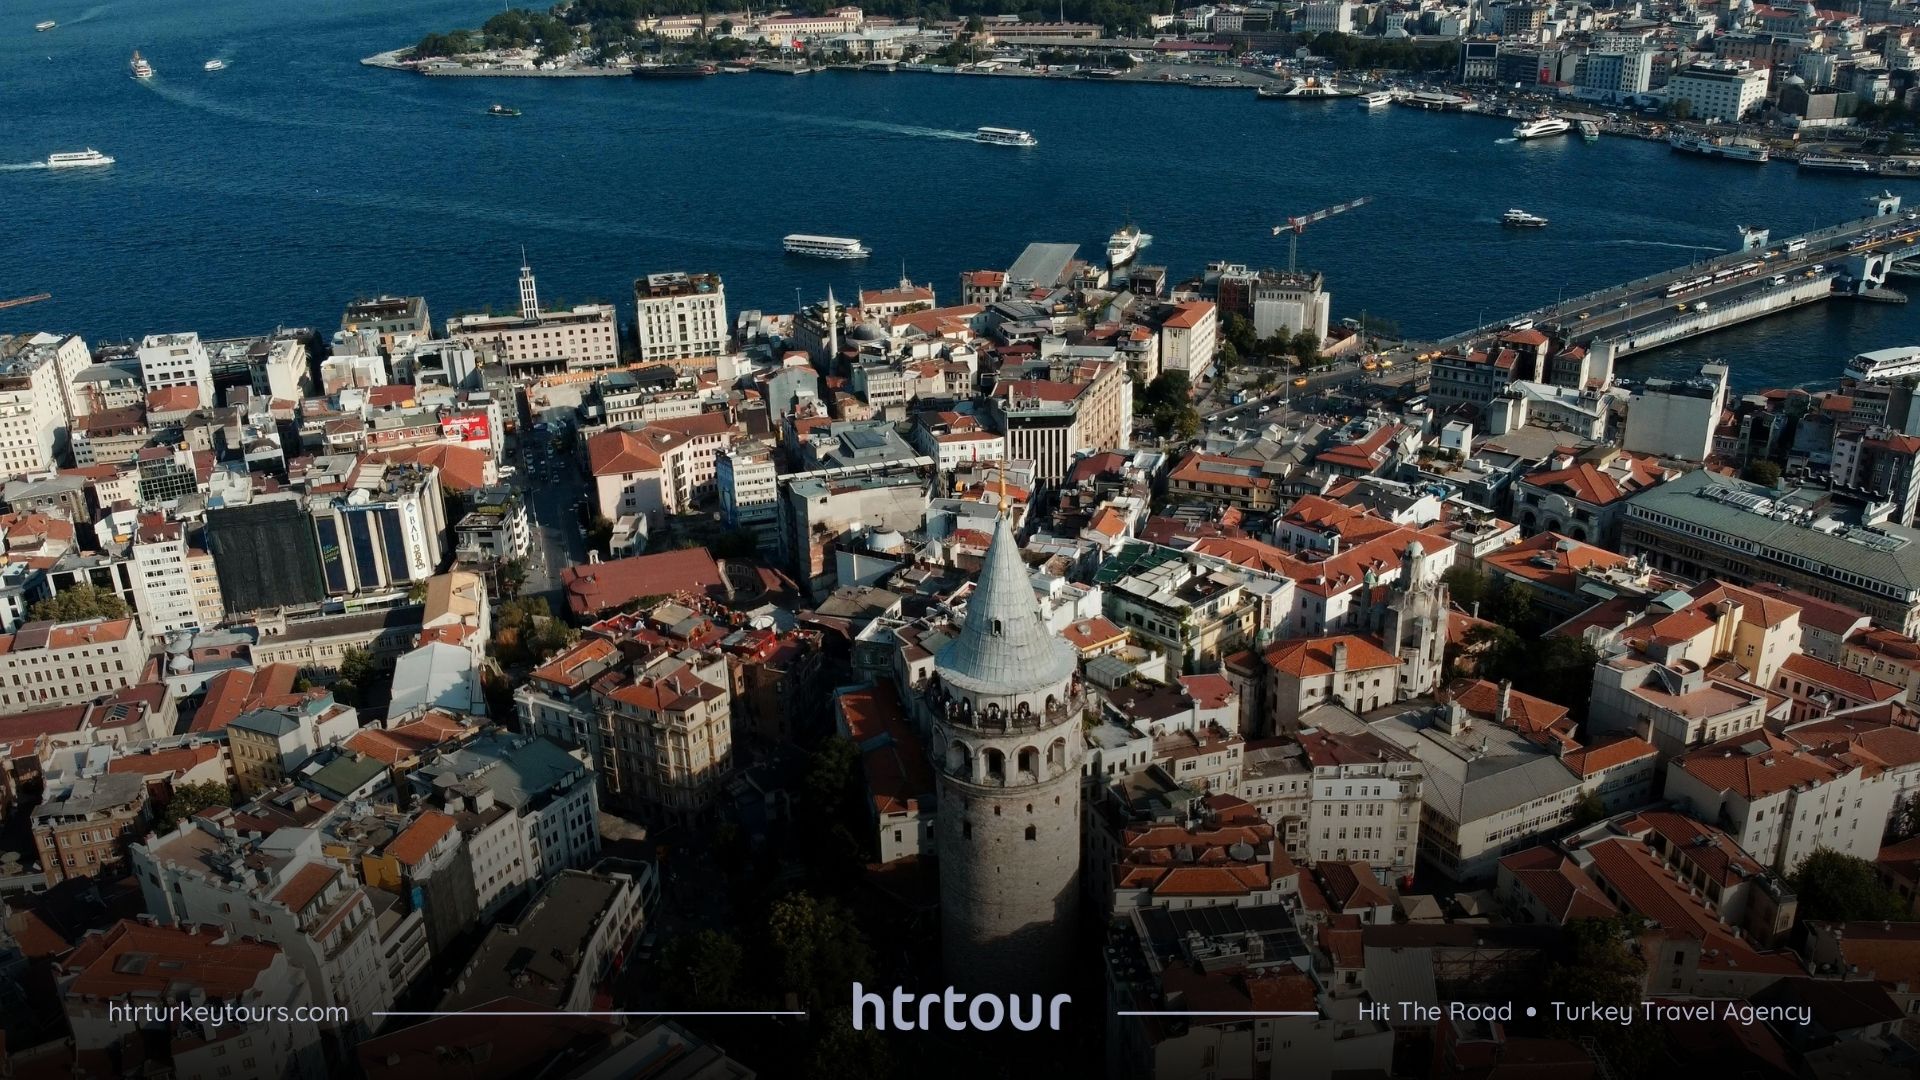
[
  {"xmin": 1790, "ymin": 849, "xmax": 1910, "ymax": 922},
  {"xmin": 492, "ymin": 597, "xmax": 579, "ymax": 668},
  {"xmin": 28, "ymin": 584, "xmax": 129, "ymax": 624},
  {"xmin": 154, "ymin": 780, "xmax": 233, "ymax": 832}
]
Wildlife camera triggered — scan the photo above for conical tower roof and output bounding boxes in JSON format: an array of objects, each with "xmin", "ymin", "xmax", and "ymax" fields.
[{"xmin": 935, "ymin": 514, "xmax": 1076, "ymax": 696}]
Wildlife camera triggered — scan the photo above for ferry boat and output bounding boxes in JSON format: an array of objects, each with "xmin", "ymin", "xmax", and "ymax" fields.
[
  {"xmin": 1512, "ymin": 116, "xmax": 1570, "ymax": 140},
  {"xmin": 1397, "ymin": 90, "xmax": 1474, "ymax": 111},
  {"xmin": 975, "ymin": 126, "xmax": 1037, "ymax": 147},
  {"xmin": 631, "ymin": 62, "xmax": 716, "ymax": 79},
  {"xmin": 1502, "ymin": 208, "xmax": 1549, "ymax": 228},
  {"xmin": 129, "ymin": 50, "xmax": 153, "ymax": 79},
  {"xmin": 1579, "ymin": 119, "xmax": 1600, "ymax": 140},
  {"xmin": 1669, "ymin": 132, "xmax": 1769, "ymax": 162},
  {"xmin": 1846, "ymin": 346, "xmax": 1920, "ymax": 383},
  {"xmin": 783, "ymin": 234, "xmax": 870, "ymax": 259},
  {"xmin": 1106, "ymin": 224, "xmax": 1153, "ymax": 267},
  {"xmin": 1257, "ymin": 76, "xmax": 1354, "ymax": 99},
  {"xmin": 203, "ymin": 59, "xmax": 226, "ymax": 72},
  {"xmin": 1800, "ymin": 155, "xmax": 1873, "ymax": 173},
  {"xmin": 35, "ymin": 20, "xmax": 56, "ymax": 31},
  {"xmin": 487, "ymin": 103, "xmax": 521, "ymax": 117},
  {"xmin": 46, "ymin": 149, "xmax": 114, "ymax": 169},
  {"xmin": 718, "ymin": 63, "xmax": 752, "ymax": 73},
  {"xmin": 1357, "ymin": 90, "xmax": 1393, "ymax": 109}
]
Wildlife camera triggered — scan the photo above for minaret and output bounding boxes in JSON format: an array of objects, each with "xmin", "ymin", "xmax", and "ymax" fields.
[
  {"xmin": 825, "ymin": 286, "xmax": 839, "ymax": 361},
  {"xmin": 518, "ymin": 248, "xmax": 540, "ymax": 322},
  {"xmin": 924, "ymin": 493, "xmax": 1083, "ymax": 992}
]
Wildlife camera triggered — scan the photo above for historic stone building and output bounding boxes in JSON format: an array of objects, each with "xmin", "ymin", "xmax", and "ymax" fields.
[{"xmin": 923, "ymin": 509, "xmax": 1084, "ymax": 992}]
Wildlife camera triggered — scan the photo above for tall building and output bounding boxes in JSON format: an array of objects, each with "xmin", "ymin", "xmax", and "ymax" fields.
[
  {"xmin": 310, "ymin": 462, "xmax": 448, "ymax": 595},
  {"xmin": 922, "ymin": 507, "xmax": 1083, "ymax": 991},
  {"xmin": 1666, "ymin": 60, "xmax": 1770, "ymax": 120},
  {"xmin": 135, "ymin": 332, "xmax": 215, "ymax": 407},
  {"xmin": 633, "ymin": 272, "xmax": 728, "ymax": 362},
  {"xmin": 984, "ymin": 357, "xmax": 1131, "ymax": 483},
  {"xmin": 445, "ymin": 258, "xmax": 619, "ymax": 375},
  {"xmin": 0, "ymin": 332, "xmax": 88, "ymax": 474}
]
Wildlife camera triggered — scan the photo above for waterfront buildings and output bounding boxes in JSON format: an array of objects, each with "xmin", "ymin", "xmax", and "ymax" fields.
[
  {"xmin": 135, "ymin": 332, "xmax": 215, "ymax": 408},
  {"xmin": 1621, "ymin": 364, "xmax": 1729, "ymax": 462},
  {"xmin": 341, "ymin": 295, "xmax": 432, "ymax": 354},
  {"xmin": 0, "ymin": 332, "xmax": 87, "ymax": 475},
  {"xmin": 633, "ymin": 271, "xmax": 728, "ymax": 363},
  {"xmin": 1157, "ymin": 300, "xmax": 1218, "ymax": 381},
  {"xmin": 1666, "ymin": 60, "xmax": 1771, "ymax": 120},
  {"xmin": 446, "ymin": 259, "xmax": 619, "ymax": 375}
]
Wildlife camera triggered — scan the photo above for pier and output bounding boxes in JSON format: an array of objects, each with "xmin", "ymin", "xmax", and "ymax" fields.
[{"xmin": 1430, "ymin": 192, "xmax": 1916, "ymax": 375}]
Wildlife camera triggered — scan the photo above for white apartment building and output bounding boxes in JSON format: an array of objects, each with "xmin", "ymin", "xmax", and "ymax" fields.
[
  {"xmin": 1298, "ymin": 1, "xmax": 1357, "ymax": 32},
  {"xmin": 1299, "ymin": 726, "xmax": 1424, "ymax": 883},
  {"xmin": 1580, "ymin": 49, "xmax": 1654, "ymax": 96},
  {"xmin": 133, "ymin": 820, "xmax": 397, "ymax": 1036},
  {"xmin": 716, "ymin": 442, "xmax": 780, "ymax": 529},
  {"xmin": 1666, "ymin": 61, "xmax": 1770, "ymax": 120},
  {"xmin": 1159, "ymin": 301, "xmax": 1218, "ymax": 381},
  {"xmin": 1666, "ymin": 731, "xmax": 1898, "ymax": 873},
  {"xmin": 0, "ymin": 332, "xmax": 87, "ymax": 474},
  {"xmin": 0, "ymin": 617, "xmax": 144, "ymax": 713},
  {"xmin": 588, "ymin": 412, "xmax": 736, "ymax": 529},
  {"xmin": 135, "ymin": 332, "xmax": 215, "ymax": 405},
  {"xmin": 634, "ymin": 272, "xmax": 728, "ymax": 362},
  {"xmin": 445, "ymin": 260, "xmax": 619, "ymax": 375},
  {"xmin": 128, "ymin": 518, "xmax": 204, "ymax": 639},
  {"xmin": 309, "ymin": 462, "xmax": 447, "ymax": 595},
  {"xmin": 411, "ymin": 734, "xmax": 602, "ymax": 920}
]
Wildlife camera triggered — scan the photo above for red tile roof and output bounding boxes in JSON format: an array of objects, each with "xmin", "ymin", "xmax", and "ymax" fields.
[
  {"xmin": 1160, "ymin": 300, "xmax": 1214, "ymax": 330},
  {"xmin": 272, "ymin": 863, "xmax": 338, "ymax": 913},
  {"xmin": 386, "ymin": 810, "xmax": 457, "ymax": 867},
  {"xmin": 561, "ymin": 548, "xmax": 726, "ymax": 617},
  {"xmin": 1498, "ymin": 846, "xmax": 1617, "ymax": 922},
  {"xmin": 63, "ymin": 921, "xmax": 283, "ymax": 999},
  {"xmin": 364, "ymin": 443, "xmax": 489, "ymax": 491},
  {"xmin": 838, "ymin": 683, "xmax": 933, "ymax": 817},
  {"xmin": 1265, "ymin": 634, "xmax": 1399, "ymax": 678}
]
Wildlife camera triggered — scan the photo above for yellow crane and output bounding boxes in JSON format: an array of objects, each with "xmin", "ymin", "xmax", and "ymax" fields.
[{"xmin": 1272, "ymin": 197, "xmax": 1372, "ymax": 273}]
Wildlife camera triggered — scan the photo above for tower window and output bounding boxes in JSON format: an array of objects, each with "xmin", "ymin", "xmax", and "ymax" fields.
[
  {"xmin": 963, "ymin": 821, "xmax": 973, "ymax": 839},
  {"xmin": 1025, "ymin": 826, "xmax": 1037, "ymax": 841},
  {"xmin": 992, "ymin": 619, "xmax": 1003, "ymax": 636}
]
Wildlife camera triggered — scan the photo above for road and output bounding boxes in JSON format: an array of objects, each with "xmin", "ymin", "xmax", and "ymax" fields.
[{"xmin": 512, "ymin": 393, "xmax": 591, "ymax": 602}]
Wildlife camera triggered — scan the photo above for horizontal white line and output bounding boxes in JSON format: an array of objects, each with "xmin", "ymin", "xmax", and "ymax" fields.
[
  {"xmin": 1116, "ymin": 1010, "xmax": 1319, "ymax": 1017},
  {"xmin": 373, "ymin": 1011, "xmax": 807, "ymax": 1018}
]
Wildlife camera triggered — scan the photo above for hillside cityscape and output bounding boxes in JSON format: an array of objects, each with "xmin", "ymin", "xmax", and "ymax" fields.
[{"xmin": 11, "ymin": 1, "xmax": 1920, "ymax": 1080}]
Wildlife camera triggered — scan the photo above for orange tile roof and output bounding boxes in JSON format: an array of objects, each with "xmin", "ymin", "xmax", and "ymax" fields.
[
  {"xmin": 1160, "ymin": 300, "xmax": 1215, "ymax": 330},
  {"xmin": 1446, "ymin": 678, "xmax": 1570, "ymax": 737},
  {"xmin": 105, "ymin": 744, "xmax": 221, "ymax": 780},
  {"xmin": 0, "ymin": 618, "xmax": 135, "ymax": 655},
  {"xmin": 63, "ymin": 921, "xmax": 283, "ymax": 999},
  {"xmin": 1498, "ymin": 846, "xmax": 1617, "ymax": 923},
  {"xmin": 528, "ymin": 638, "xmax": 619, "ymax": 688},
  {"xmin": 272, "ymin": 863, "xmax": 338, "ymax": 913},
  {"xmin": 1561, "ymin": 736, "xmax": 1657, "ymax": 777},
  {"xmin": 1060, "ymin": 616, "xmax": 1126, "ymax": 652},
  {"xmin": 1674, "ymin": 730, "xmax": 1841, "ymax": 799},
  {"xmin": 1264, "ymin": 634, "xmax": 1400, "ymax": 678},
  {"xmin": 364, "ymin": 443, "xmax": 489, "ymax": 491},
  {"xmin": 1779, "ymin": 652, "xmax": 1902, "ymax": 704},
  {"xmin": 386, "ymin": 810, "xmax": 456, "ymax": 867},
  {"xmin": 838, "ymin": 682, "xmax": 933, "ymax": 817},
  {"xmin": 562, "ymin": 548, "xmax": 726, "ymax": 617}
]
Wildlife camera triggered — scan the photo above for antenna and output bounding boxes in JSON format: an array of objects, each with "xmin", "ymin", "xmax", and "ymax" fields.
[{"xmin": 998, "ymin": 458, "xmax": 1008, "ymax": 517}]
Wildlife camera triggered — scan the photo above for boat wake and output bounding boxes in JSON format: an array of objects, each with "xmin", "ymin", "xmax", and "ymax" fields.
[
  {"xmin": 1494, "ymin": 137, "xmax": 1518, "ymax": 145},
  {"xmin": 138, "ymin": 77, "xmax": 343, "ymax": 131},
  {"xmin": 65, "ymin": 4, "xmax": 114, "ymax": 26},
  {"xmin": 1601, "ymin": 239, "xmax": 1721, "ymax": 253},
  {"xmin": 0, "ymin": 162, "xmax": 49, "ymax": 171}
]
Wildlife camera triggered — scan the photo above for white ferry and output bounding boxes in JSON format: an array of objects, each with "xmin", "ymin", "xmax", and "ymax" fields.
[
  {"xmin": 35, "ymin": 20, "xmax": 56, "ymax": 31},
  {"xmin": 783, "ymin": 234, "xmax": 871, "ymax": 259},
  {"xmin": 975, "ymin": 126, "xmax": 1037, "ymax": 147},
  {"xmin": 129, "ymin": 49, "xmax": 153, "ymax": 79},
  {"xmin": 1357, "ymin": 90, "xmax": 1393, "ymax": 109},
  {"xmin": 1512, "ymin": 116, "xmax": 1570, "ymax": 140},
  {"xmin": 1502, "ymin": 208, "xmax": 1549, "ymax": 228},
  {"xmin": 203, "ymin": 58, "xmax": 226, "ymax": 72},
  {"xmin": 1800, "ymin": 155, "xmax": 1873, "ymax": 173},
  {"xmin": 46, "ymin": 149, "xmax": 114, "ymax": 169},
  {"xmin": 1257, "ymin": 76, "xmax": 1355, "ymax": 100},
  {"xmin": 1670, "ymin": 132, "xmax": 1769, "ymax": 162},
  {"xmin": 1579, "ymin": 119, "xmax": 1600, "ymax": 140},
  {"xmin": 1845, "ymin": 346, "xmax": 1920, "ymax": 383},
  {"xmin": 1107, "ymin": 224, "xmax": 1152, "ymax": 267}
]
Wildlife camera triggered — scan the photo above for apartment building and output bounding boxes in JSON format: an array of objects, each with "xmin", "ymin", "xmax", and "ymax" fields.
[
  {"xmin": 1167, "ymin": 451, "xmax": 1284, "ymax": 513},
  {"xmin": 587, "ymin": 412, "xmax": 735, "ymax": 529},
  {"xmin": 1667, "ymin": 60, "xmax": 1770, "ymax": 119},
  {"xmin": 0, "ymin": 332, "xmax": 88, "ymax": 474},
  {"xmin": 1158, "ymin": 300, "xmax": 1218, "ymax": 380},
  {"xmin": 984, "ymin": 358, "xmax": 1131, "ymax": 483},
  {"xmin": 1265, "ymin": 637, "xmax": 1402, "ymax": 735},
  {"xmin": 310, "ymin": 462, "xmax": 448, "ymax": 595},
  {"xmin": 594, "ymin": 651, "xmax": 733, "ymax": 823},
  {"xmin": 0, "ymin": 618, "xmax": 144, "ymax": 714},
  {"xmin": 31, "ymin": 772, "xmax": 149, "ymax": 886},
  {"xmin": 1297, "ymin": 725, "xmax": 1422, "ymax": 883},
  {"xmin": 715, "ymin": 441, "xmax": 780, "ymax": 530},
  {"xmin": 227, "ymin": 695, "xmax": 360, "ymax": 796},
  {"xmin": 135, "ymin": 332, "xmax": 215, "ymax": 406},
  {"xmin": 1097, "ymin": 543, "xmax": 1292, "ymax": 677},
  {"xmin": 1666, "ymin": 729, "xmax": 1898, "ymax": 872},
  {"xmin": 633, "ymin": 272, "xmax": 728, "ymax": 362},
  {"xmin": 133, "ymin": 823, "xmax": 398, "ymax": 1037}
]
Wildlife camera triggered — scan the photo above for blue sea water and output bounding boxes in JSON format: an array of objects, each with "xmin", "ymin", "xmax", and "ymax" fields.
[{"xmin": 6, "ymin": 0, "xmax": 1920, "ymax": 390}]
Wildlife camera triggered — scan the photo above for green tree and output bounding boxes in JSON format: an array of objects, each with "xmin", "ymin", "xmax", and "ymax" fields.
[
  {"xmin": 1570, "ymin": 792, "xmax": 1609, "ymax": 827},
  {"xmin": 1541, "ymin": 916, "xmax": 1664, "ymax": 1073},
  {"xmin": 497, "ymin": 558, "xmax": 529, "ymax": 599},
  {"xmin": 1790, "ymin": 849, "xmax": 1910, "ymax": 921},
  {"xmin": 332, "ymin": 647, "xmax": 376, "ymax": 707},
  {"xmin": 492, "ymin": 596, "xmax": 578, "ymax": 667},
  {"xmin": 1441, "ymin": 564, "xmax": 1492, "ymax": 612},
  {"xmin": 1668, "ymin": 98, "xmax": 1694, "ymax": 121},
  {"xmin": 661, "ymin": 929, "xmax": 746, "ymax": 1008},
  {"xmin": 28, "ymin": 584, "xmax": 129, "ymax": 624},
  {"xmin": 1290, "ymin": 329, "xmax": 1322, "ymax": 363},
  {"xmin": 804, "ymin": 1011, "xmax": 894, "ymax": 1080},
  {"xmin": 154, "ymin": 780, "xmax": 233, "ymax": 832},
  {"xmin": 1217, "ymin": 341, "xmax": 1241, "ymax": 374},
  {"xmin": 767, "ymin": 892, "xmax": 875, "ymax": 1005},
  {"xmin": 586, "ymin": 515, "xmax": 615, "ymax": 556},
  {"xmin": 1484, "ymin": 579, "xmax": 1534, "ymax": 631},
  {"xmin": 1743, "ymin": 459, "xmax": 1782, "ymax": 487}
]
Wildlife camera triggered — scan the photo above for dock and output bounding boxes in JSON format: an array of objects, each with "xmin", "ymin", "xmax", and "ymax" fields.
[{"xmin": 1433, "ymin": 192, "xmax": 1917, "ymax": 376}]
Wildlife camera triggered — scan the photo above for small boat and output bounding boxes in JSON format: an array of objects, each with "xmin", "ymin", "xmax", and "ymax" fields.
[
  {"xmin": 784, "ymin": 234, "xmax": 870, "ymax": 259},
  {"xmin": 1107, "ymin": 224, "xmax": 1153, "ymax": 267},
  {"xmin": 35, "ymin": 20, "xmax": 56, "ymax": 31},
  {"xmin": 129, "ymin": 49, "xmax": 153, "ymax": 79},
  {"xmin": 46, "ymin": 149, "xmax": 114, "ymax": 169},
  {"xmin": 203, "ymin": 59, "xmax": 226, "ymax": 72},
  {"xmin": 1357, "ymin": 90, "xmax": 1393, "ymax": 109},
  {"xmin": 1502, "ymin": 208, "xmax": 1549, "ymax": 228},
  {"xmin": 1512, "ymin": 116, "xmax": 1570, "ymax": 139},
  {"xmin": 975, "ymin": 126, "xmax": 1037, "ymax": 147},
  {"xmin": 1579, "ymin": 119, "xmax": 1600, "ymax": 140},
  {"xmin": 718, "ymin": 63, "xmax": 751, "ymax": 73},
  {"xmin": 487, "ymin": 103, "xmax": 521, "ymax": 117}
]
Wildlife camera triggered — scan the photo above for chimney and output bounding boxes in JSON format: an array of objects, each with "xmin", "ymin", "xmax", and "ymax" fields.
[
  {"xmin": 1445, "ymin": 700, "xmax": 1470, "ymax": 738},
  {"xmin": 1495, "ymin": 680, "xmax": 1512, "ymax": 728},
  {"xmin": 1332, "ymin": 641, "xmax": 1349, "ymax": 672}
]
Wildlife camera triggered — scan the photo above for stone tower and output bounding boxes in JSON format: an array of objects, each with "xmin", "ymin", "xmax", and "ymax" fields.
[
  {"xmin": 1377, "ymin": 539, "xmax": 1449, "ymax": 698},
  {"xmin": 924, "ymin": 511, "xmax": 1083, "ymax": 992}
]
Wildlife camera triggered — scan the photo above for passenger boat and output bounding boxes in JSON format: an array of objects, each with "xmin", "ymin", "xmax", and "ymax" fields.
[
  {"xmin": 1512, "ymin": 116, "xmax": 1570, "ymax": 139},
  {"xmin": 1502, "ymin": 208, "xmax": 1549, "ymax": 228},
  {"xmin": 46, "ymin": 149, "xmax": 115, "ymax": 169},
  {"xmin": 1800, "ymin": 155, "xmax": 1873, "ymax": 173},
  {"xmin": 1669, "ymin": 132, "xmax": 1769, "ymax": 162},
  {"xmin": 784, "ymin": 234, "xmax": 870, "ymax": 259},
  {"xmin": 129, "ymin": 49, "xmax": 153, "ymax": 79},
  {"xmin": 975, "ymin": 126, "xmax": 1037, "ymax": 147}
]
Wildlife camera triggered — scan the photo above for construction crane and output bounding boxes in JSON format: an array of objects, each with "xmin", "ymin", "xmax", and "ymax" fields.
[
  {"xmin": 1272, "ymin": 197, "xmax": 1372, "ymax": 273},
  {"xmin": 0, "ymin": 293, "xmax": 50, "ymax": 311}
]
